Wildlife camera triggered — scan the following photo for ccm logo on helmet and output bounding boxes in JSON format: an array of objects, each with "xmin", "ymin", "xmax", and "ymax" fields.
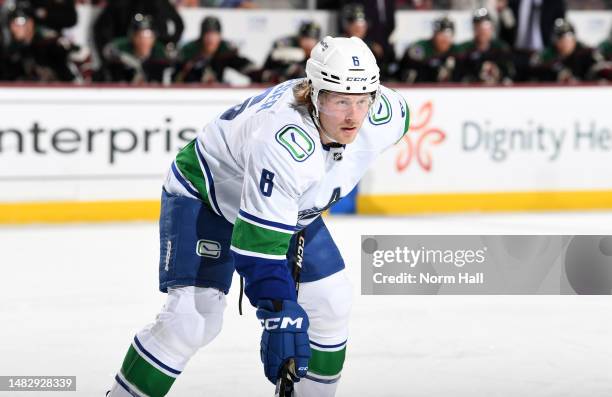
[
  {"xmin": 346, "ymin": 77, "xmax": 367, "ymax": 81},
  {"xmin": 260, "ymin": 317, "xmax": 304, "ymax": 330}
]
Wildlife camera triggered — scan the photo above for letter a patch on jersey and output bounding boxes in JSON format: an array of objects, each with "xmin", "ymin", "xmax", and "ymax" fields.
[{"xmin": 275, "ymin": 125, "xmax": 315, "ymax": 162}]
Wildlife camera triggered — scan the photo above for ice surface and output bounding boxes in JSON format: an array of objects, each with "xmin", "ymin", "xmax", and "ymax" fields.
[{"xmin": 1, "ymin": 212, "xmax": 611, "ymax": 396}]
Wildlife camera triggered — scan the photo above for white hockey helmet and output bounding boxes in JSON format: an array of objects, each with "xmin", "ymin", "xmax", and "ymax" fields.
[{"xmin": 306, "ymin": 36, "xmax": 380, "ymax": 118}]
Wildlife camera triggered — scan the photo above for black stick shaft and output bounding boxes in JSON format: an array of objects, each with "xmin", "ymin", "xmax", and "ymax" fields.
[{"xmin": 275, "ymin": 228, "xmax": 306, "ymax": 397}]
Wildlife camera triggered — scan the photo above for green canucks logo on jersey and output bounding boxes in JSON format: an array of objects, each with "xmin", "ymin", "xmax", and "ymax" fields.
[
  {"xmin": 275, "ymin": 124, "xmax": 315, "ymax": 162},
  {"xmin": 369, "ymin": 94, "xmax": 392, "ymax": 126}
]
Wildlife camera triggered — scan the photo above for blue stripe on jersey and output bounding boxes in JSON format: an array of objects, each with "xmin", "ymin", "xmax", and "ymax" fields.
[
  {"xmin": 321, "ymin": 142, "xmax": 346, "ymax": 152},
  {"xmin": 115, "ymin": 374, "xmax": 141, "ymax": 397},
  {"xmin": 194, "ymin": 141, "xmax": 223, "ymax": 217},
  {"xmin": 248, "ymin": 86, "xmax": 273, "ymax": 108},
  {"xmin": 171, "ymin": 162, "xmax": 202, "ymax": 199},
  {"xmin": 238, "ymin": 210, "xmax": 297, "ymax": 232},
  {"xmin": 304, "ymin": 373, "xmax": 341, "ymax": 384},
  {"xmin": 232, "ymin": 251, "xmax": 297, "ymax": 305},
  {"xmin": 310, "ymin": 340, "xmax": 347, "ymax": 349},
  {"xmin": 133, "ymin": 336, "xmax": 182, "ymax": 375}
]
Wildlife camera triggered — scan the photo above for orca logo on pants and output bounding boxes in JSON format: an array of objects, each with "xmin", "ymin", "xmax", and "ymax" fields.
[{"xmin": 196, "ymin": 239, "xmax": 221, "ymax": 258}]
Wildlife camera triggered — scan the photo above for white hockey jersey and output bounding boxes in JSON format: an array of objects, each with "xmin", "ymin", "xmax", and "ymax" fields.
[{"xmin": 165, "ymin": 79, "xmax": 410, "ymax": 303}]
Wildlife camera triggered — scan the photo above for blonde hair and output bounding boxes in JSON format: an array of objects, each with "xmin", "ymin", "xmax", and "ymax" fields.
[{"xmin": 292, "ymin": 79, "xmax": 315, "ymax": 115}]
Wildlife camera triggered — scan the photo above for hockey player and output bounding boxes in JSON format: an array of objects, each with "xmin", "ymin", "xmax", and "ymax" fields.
[
  {"xmin": 107, "ymin": 36, "xmax": 410, "ymax": 397},
  {"xmin": 174, "ymin": 16, "xmax": 258, "ymax": 83},
  {"xmin": 338, "ymin": 3, "xmax": 396, "ymax": 81},
  {"xmin": 598, "ymin": 27, "xmax": 612, "ymax": 61},
  {"xmin": 530, "ymin": 18, "xmax": 602, "ymax": 82},
  {"xmin": 259, "ymin": 21, "xmax": 322, "ymax": 84},
  {"xmin": 454, "ymin": 8, "xmax": 515, "ymax": 84},
  {"xmin": 2, "ymin": 4, "xmax": 77, "ymax": 82},
  {"xmin": 102, "ymin": 14, "xmax": 171, "ymax": 84},
  {"xmin": 593, "ymin": 27, "xmax": 612, "ymax": 81},
  {"xmin": 398, "ymin": 16, "xmax": 460, "ymax": 83}
]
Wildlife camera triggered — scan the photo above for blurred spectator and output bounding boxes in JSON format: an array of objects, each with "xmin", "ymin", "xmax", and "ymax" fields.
[
  {"xmin": 259, "ymin": 20, "xmax": 321, "ymax": 83},
  {"xmin": 455, "ymin": 8, "xmax": 514, "ymax": 83},
  {"xmin": 451, "ymin": 0, "xmax": 499, "ymax": 27},
  {"xmin": 340, "ymin": 0, "xmax": 396, "ymax": 74},
  {"xmin": 339, "ymin": 3, "xmax": 366, "ymax": 38},
  {"xmin": 0, "ymin": 5, "xmax": 76, "ymax": 81},
  {"xmin": 3, "ymin": 0, "xmax": 77, "ymax": 33},
  {"xmin": 498, "ymin": 0, "xmax": 566, "ymax": 51},
  {"xmin": 530, "ymin": 18, "xmax": 603, "ymax": 82},
  {"xmin": 497, "ymin": 0, "xmax": 566, "ymax": 81},
  {"xmin": 598, "ymin": 28, "xmax": 612, "ymax": 60},
  {"xmin": 102, "ymin": 14, "xmax": 172, "ymax": 83},
  {"xmin": 339, "ymin": 3, "xmax": 396, "ymax": 79},
  {"xmin": 174, "ymin": 16, "xmax": 258, "ymax": 83},
  {"xmin": 592, "ymin": 28, "xmax": 612, "ymax": 80},
  {"xmin": 93, "ymin": 0, "xmax": 183, "ymax": 63},
  {"xmin": 177, "ymin": 0, "xmax": 257, "ymax": 7},
  {"xmin": 397, "ymin": 16, "xmax": 459, "ymax": 83}
]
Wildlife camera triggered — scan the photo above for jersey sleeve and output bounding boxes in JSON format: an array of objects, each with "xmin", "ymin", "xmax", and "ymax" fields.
[
  {"xmin": 370, "ymin": 87, "xmax": 411, "ymax": 147},
  {"xmin": 397, "ymin": 93, "xmax": 411, "ymax": 143},
  {"xmin": 230, "ymin": 135, "xmax": 304, "ymax": 306},
  {"xmin": 376, "ymin": 87, "xmax": 411, "ymax": 145}
]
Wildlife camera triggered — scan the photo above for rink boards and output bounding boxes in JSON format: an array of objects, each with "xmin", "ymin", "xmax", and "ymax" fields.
[{"xmin": 0, "ymin": 85, "xmax": 611, "ymax": 222}]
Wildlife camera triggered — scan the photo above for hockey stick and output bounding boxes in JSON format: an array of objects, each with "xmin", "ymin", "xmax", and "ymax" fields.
[{"xmin": 274, "ymin": 228, "xmax": 306, "ymax": 397}]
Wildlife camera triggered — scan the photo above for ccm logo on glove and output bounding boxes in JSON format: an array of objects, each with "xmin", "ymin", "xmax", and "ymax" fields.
[{"xmin": 260, "ymin": 317, "xmax": 304, "ymax": 330}]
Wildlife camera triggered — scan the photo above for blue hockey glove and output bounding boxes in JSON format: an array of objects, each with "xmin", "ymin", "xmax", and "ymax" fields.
[{"xmin": 256, "ymin": 299, "xmax": 311, "ymax": 384}]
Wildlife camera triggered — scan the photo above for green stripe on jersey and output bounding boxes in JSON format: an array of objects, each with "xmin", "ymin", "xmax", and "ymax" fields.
[
  {"xmin": 120, "ymin": 345, "xmax": 176, "ymax": 397},
  {"xmin": 231, "ymin": 218, "xmax": 292, "ymax": 256},
  {"xmin": 403, "ymin": 98, "xmax": 411, "ymax": 135},
  {"xmin": 175, "ymin": 140, "xmax": 210, "ymax": 205},
  {"xmin": 309, "ymin": 346, "xmax": 347, "ymax": 377},
  {"xmin": 396, "ymin": 97, "xmax": 411, "ymax": 144}
]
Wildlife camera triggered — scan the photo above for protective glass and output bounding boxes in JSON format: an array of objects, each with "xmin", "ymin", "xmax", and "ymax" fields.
[{"xmin": 317, "ymin": 91, "xmax": 373, "ymax": 116}]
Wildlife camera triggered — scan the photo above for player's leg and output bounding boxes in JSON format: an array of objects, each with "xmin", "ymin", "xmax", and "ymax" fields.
[
  {"xmin": 296, "ymin": 270, "xmax": 352, "ymax": 397},
  {"xmin": 108, "ymin": 187, "xmax": 235, "ymax": 397},
  {"xmin": 108, "ymin": 286, "xmax": 226, "ymax": 397},
  {"xmin": 289, "ymin": 217, "xmax": 352, "ymax": 397}
]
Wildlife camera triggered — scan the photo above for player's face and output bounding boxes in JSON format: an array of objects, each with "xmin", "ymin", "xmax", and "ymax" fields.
[
  {"xmin": 202, "ymin": 31, "xmax": 221, "ymax": 54},
  {"xmin": 298, "ymin": 37, "xmax": 318, "ymax": 57},
  {"xmin": 556, "ymin": 34, "xmax": 576, "ymax": 57},
  {"xmin": 10, "ymin": 17, "xmax": 34, "ymax": 43},
  {"xmin": 433, "ymin": 31, "xmax": 453, "ymax": 53},
  {"xmin": 318, "ymin": 92, "xmax": 372, "ymax": 144},
  {"xmin": 474, "ymin": 21, "xmax": 493, "ymax": 45},
  {"xmin": 132, "ymin": 30, "xmax": 156, "ymax": 58},
  {"xmin": 346, "ymin": 21, "xmax": 368, "ymax": 39}
]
